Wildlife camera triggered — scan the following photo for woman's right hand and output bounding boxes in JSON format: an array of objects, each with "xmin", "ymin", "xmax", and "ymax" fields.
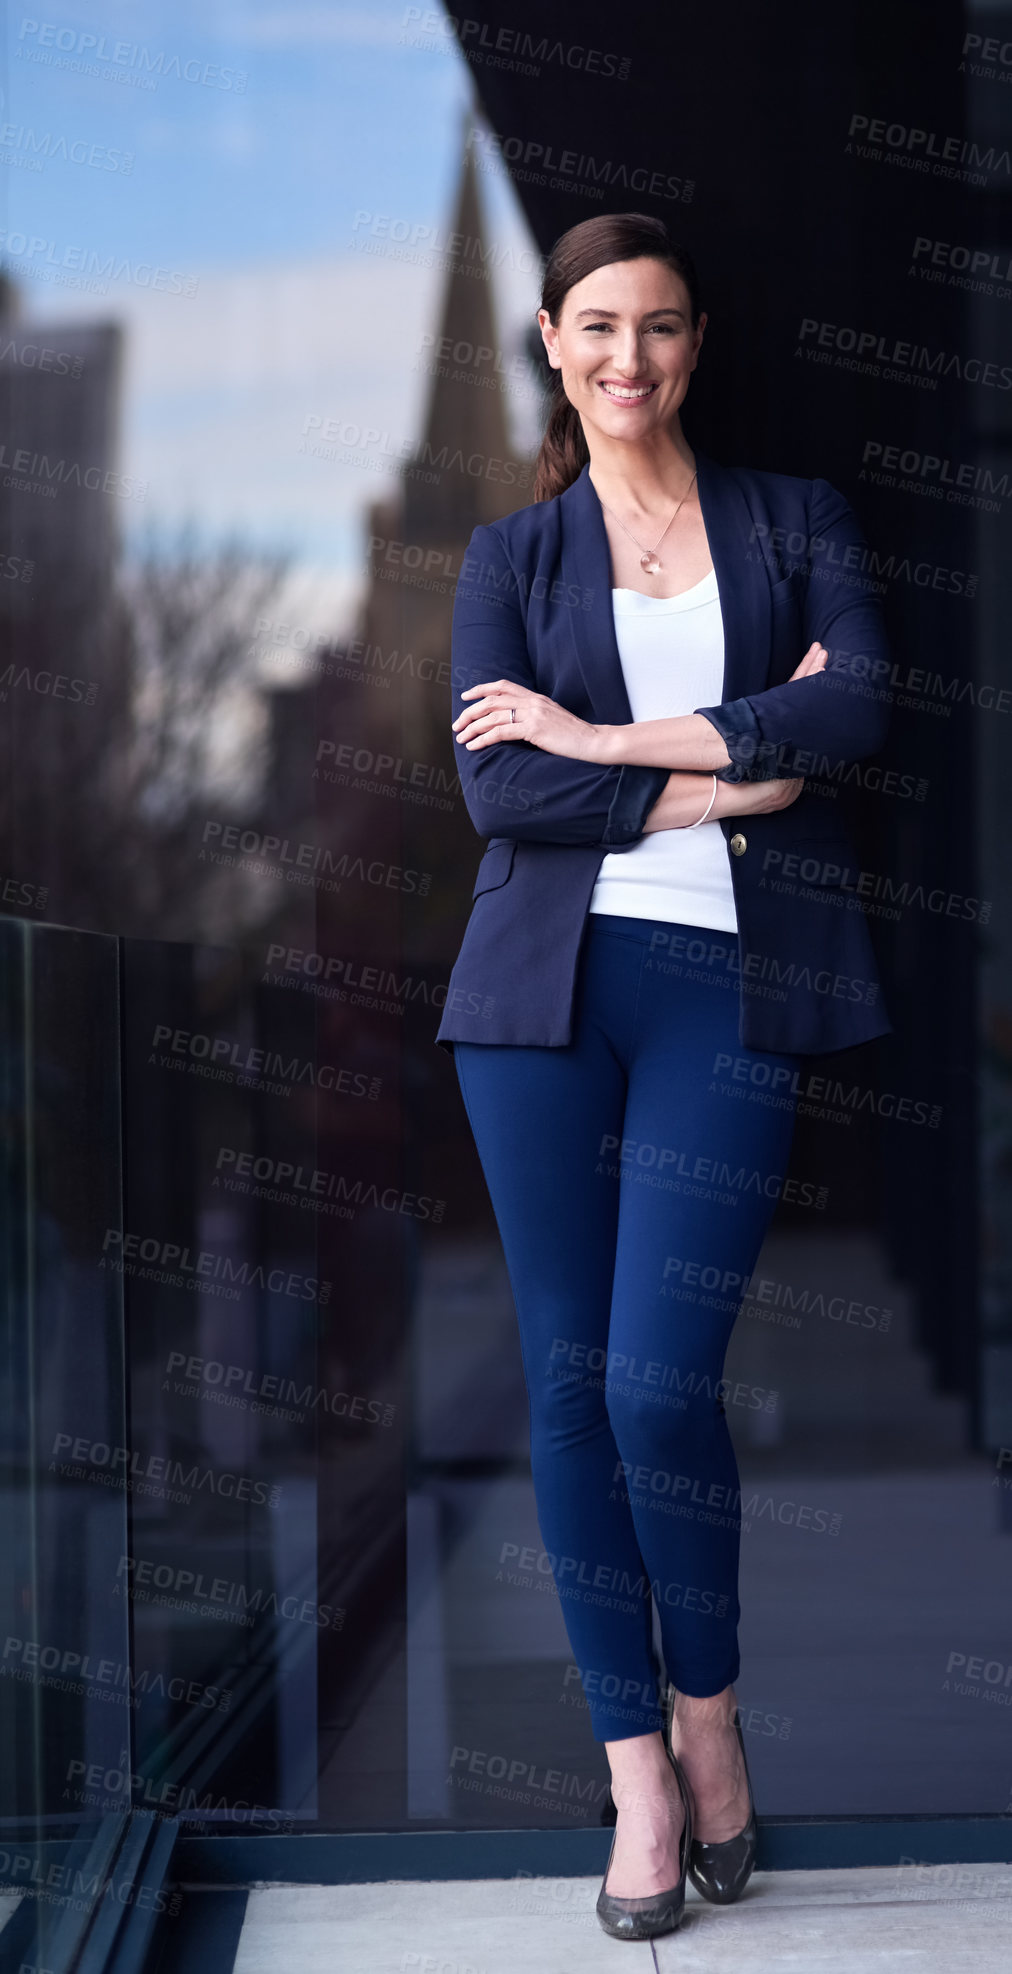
[{"xmin": 790, "ymin": 640, "xmax": 829, "ymax": 680}]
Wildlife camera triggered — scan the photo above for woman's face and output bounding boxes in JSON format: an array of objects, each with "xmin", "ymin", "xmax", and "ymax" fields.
[{"xmin": 537, "ymin": 256, "xmax": 705, "ymax": 447}]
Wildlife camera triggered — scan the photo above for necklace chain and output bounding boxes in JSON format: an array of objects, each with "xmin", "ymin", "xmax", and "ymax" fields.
[{"xmin": 596, "ymin": 467, "xmax": 698, "ymax": 575}]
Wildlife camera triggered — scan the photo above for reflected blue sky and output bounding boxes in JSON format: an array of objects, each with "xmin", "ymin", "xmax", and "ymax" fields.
[{"xmin": 2, "ymin": 0, "xmax": 542, "ymax": 633}]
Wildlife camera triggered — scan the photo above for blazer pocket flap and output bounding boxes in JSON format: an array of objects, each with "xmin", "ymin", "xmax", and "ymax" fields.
[
  {"xmin": 769, "ymin": 571, "xmax": 801, "ymax": 604},
  {"xmin": 472, "ymin": 839, "xmax": 517, "ymax": 898}
]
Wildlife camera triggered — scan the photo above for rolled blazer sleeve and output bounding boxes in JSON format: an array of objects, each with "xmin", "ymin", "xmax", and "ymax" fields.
[
  {"xmin": 693, "ymin": 478, "xmax": 892, "ymax": 782},
  {"xmin": 452, "ymin": 522, "xmax": 671, "ymax": 845}
]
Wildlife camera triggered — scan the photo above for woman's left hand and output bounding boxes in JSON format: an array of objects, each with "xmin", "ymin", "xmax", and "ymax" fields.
[{"xmin": 453, "ymin": 679, "xmax": 603, "ymax": 759}]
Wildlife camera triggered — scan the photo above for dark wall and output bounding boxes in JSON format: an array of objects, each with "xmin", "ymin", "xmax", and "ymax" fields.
[{"xmin": 451, "ymin": 0, "xmax": 1008, "ymax": 1409}]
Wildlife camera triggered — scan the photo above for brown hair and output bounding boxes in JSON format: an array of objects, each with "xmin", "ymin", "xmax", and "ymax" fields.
[{"xmin": 531, "ymin": 213, "xmax": 702, "ymax": 504}]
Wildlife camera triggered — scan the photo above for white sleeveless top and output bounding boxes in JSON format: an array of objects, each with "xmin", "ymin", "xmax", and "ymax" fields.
[{"xmin": 587, "ymin": 569, "xmax": 739, "ymax": 933}]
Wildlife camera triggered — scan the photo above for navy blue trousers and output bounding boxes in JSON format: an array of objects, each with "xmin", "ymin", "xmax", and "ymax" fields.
[{"xmin": 453, "ymin": 913, "xmax": 801, "ymax": 1743}]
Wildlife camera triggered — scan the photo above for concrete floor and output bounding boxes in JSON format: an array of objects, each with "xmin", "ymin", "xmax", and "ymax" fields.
[{"xmin": 232, "ymin": 1864, "xmax": 1012, "ymax": 1973}]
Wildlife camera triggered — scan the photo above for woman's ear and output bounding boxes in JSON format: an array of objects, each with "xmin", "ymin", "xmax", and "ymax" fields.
[{"xmin": 537, "ymin": 307, "xmax": 561, "ymax": 370}]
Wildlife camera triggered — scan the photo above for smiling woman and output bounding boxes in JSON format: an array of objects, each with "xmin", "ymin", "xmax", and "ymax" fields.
[{"xmin": 438, "ymin": 210, "xmax": 895, "ymax": 1942}]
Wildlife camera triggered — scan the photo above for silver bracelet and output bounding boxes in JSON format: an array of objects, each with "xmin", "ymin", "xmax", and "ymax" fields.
[{"xmin": 685, "ymin": 773, "xmax": 718, "ymax": 829}]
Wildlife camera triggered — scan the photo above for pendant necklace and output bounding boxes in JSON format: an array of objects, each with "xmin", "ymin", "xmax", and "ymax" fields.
[{"xmin": 597, "ymin": 467, "xmax": 698, "ymax": 575}]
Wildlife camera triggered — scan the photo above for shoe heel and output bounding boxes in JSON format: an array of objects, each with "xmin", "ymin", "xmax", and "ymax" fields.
[
  {"xmin": 595, "ymin": 1748, "xmax": 694, "ymax": 1941},
  {"xmin": 680, "ymin": 1706, "xmax": 757, "ymax": 1906}
]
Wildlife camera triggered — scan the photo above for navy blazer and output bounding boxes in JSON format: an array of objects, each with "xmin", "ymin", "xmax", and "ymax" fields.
[{"xmin": 435, "ymin": 453, "xmax": 893, "ymax": 1057}]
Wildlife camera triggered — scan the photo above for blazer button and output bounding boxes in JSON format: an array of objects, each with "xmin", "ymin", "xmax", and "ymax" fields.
[{"xmin": 730, "ymin": 832, "xmax": 747, "ymax": 857}]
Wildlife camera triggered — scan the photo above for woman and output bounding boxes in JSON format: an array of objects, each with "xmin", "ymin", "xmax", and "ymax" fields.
[{"xmin": 435, "ymin": 212, "xmax": 891, "ymax": 1940}]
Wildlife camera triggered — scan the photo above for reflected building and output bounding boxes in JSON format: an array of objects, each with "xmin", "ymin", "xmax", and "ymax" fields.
[
  {"xmin": 254, "ymin": 132, "xmax": 539, "ymax": 974},
  {"xmin": 0, "ymin": 273, "xmax": 128, "ymax": 914},
  {"xmin": 0, "ymin": 270, "xmax": 124, "ymax": 604},
  {"xmin": 359, "ymin": 133, "xmax": 536, "ymax": 961}
]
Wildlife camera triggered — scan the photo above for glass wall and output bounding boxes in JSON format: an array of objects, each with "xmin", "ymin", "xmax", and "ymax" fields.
[
  {"xmin": 0, "ymin": 8, "xmax": 1009, "ymax": 1947},
  {"xmin": 0, "ymin": 919, "xmax": 131, "ymax": 1959}
]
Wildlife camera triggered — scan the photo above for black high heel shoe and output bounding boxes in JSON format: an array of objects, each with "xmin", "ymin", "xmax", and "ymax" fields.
[
  {"xmin": 665, "ymin": 1691, "xmax": 757, "ymax": 1905},
  {"xmin": 596, "ymin": 1744, "xmax": 694, "ymax": 1941}
]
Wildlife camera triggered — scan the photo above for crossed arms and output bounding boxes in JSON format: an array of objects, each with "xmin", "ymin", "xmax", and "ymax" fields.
[{"xmin": 450, "ymin": 479, "xmax": 892, "ymax": 847}]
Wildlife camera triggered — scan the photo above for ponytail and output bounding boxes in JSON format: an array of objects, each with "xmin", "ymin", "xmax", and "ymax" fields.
[{"xmin": 532, "ymin": 376, "xmax": 589, "ymax": 504}]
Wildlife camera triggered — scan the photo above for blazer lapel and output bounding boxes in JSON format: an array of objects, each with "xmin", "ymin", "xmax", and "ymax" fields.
[
  {"xmin": 559, "ymin": 463, "xmax": 635, "ymax": 723},
  {"xmin": 695, "ymin": 450, "xmax": 771, "ymax": 706},
  {"xmin": 559, "ymin": 454, "xmax": 770, "ymax": 716}
]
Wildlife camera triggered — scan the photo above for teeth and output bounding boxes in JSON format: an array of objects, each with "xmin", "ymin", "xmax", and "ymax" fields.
[{"xmin": 601, "ymin": 383, "xmax": 655, "ymax": 399}]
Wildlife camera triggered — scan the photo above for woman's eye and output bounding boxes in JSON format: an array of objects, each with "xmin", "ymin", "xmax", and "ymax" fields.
[{"xmin": 583, "ymin": 322, "xmax": 678, "ymax": 334}]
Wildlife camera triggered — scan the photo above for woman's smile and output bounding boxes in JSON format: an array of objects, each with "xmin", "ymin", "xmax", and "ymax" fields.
[{"xmin": 597, "ymin": 379, "xmax": 661, "ymax": 403}]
